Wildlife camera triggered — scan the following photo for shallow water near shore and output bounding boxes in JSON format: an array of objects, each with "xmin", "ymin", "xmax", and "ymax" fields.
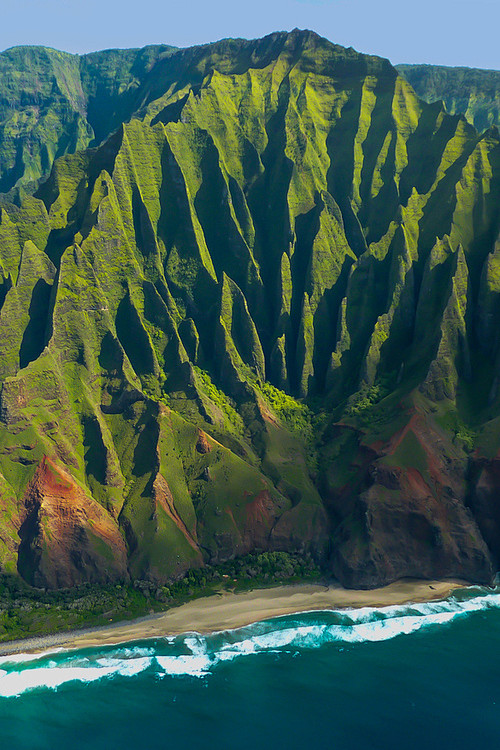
[{"xmin": 0, "ymin": 585, "xmax": 499, "ymax": 748}]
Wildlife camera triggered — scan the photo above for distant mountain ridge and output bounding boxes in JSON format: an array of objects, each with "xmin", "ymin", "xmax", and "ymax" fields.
[
  {"xmin": 0, "ymin": 43, "xmax": 177, "ymax": 194},
  {"xmin": 397, "ymin": 63, "xmax": 500, "ymax": 132},
  {"xmin": 0, "ymin": 33, "xmax": 392, "ymax": 197},
  {"xmin": 2, "ymin": 42, "xmax": 500, "ymax": 199},
  {"xmin": 0, "ymin": 29, "xmax": 500, "ymax": 591}
]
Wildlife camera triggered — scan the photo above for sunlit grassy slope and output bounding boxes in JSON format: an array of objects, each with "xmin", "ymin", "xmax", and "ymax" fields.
[{"xmin": 0, "ymin": 30, "xmax": 500, "ymax": 590}]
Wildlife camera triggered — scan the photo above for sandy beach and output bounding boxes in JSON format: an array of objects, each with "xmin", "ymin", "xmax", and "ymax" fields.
[{"xmin": 0, "ymin": 578, "xmax": 466, "ymax": 657}]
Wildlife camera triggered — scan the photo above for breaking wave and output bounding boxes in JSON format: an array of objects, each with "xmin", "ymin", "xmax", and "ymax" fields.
[{"xmin": 1, "ymin": 585, "xmax": 499, "ymax": 698}]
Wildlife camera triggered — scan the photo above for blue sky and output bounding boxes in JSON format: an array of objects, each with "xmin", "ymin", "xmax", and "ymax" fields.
[{"xmin": 3, "ymin": 0, "xmax": 500, "ymax": 69}]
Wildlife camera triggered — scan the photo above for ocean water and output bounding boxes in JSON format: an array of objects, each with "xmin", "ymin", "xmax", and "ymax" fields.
[{"xmin": 1, "ymin": 586, "xmax": 500, "ymax": 749}]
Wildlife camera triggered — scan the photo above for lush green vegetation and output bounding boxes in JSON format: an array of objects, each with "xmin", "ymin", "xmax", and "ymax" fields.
[
  {"xmin": 0, "ymin": 552, "xmax": 322, "ymax": 643},
  {"xmin": 260, "ymin": 381, "xmax": 315, "ymax": 440},
  {"xmin": 345, "ymin": 385, "xmax": 388, "ymax": 419},
  {"xmin": 193, "ymin": 366, "xmax": 244, "ymax": 432},
  {"xmin": 398, "ymin": 63, "xmax": 500, "ymax": 132},
  {"xmin": 0, "ymin": 30, "xmax": 498, "ymax": 595}
]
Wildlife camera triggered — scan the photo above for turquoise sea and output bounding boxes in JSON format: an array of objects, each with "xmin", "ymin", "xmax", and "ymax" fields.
[{"xmin": 0, "ymin": 585, "xmax": 499, "ymax": 749}]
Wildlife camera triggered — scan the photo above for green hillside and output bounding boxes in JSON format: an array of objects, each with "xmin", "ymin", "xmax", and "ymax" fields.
[
  {"xmin": 0, "ymin": 29, "xmax": 500, "ymax": 593},
  {"xmin": 397, "ymin": 63, "xmax": 500, "ymax": 132},
  {"xmin": 0, "ymin": 43, "xmax": 176, "ymax": 196}
]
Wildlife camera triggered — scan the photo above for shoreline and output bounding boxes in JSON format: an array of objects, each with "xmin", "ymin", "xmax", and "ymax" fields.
[{"xmin": 0, "ymin": 578, "xmax": 467, "ymax": 657}]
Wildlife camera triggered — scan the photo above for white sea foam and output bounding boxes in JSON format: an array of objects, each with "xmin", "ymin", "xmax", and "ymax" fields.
[
  {"xmin": 100, "ymin": 646, "xmax": 156, "ymax": 660},
  {"xmin": 95, "ymin": 656, "xmax": 153, "ymax": 677},
  {"xmin": 0, "ymin": 656, "xmax": 153, "ymax": 698},
  {"xmin": 155, "ymin": 654, "xmax": 213, "ymax": 677},
  {"xmin": 0, "ymin": 664, "xmax": 116, "ymax": 698},
  {"xmin": 155, "ymin": 635, "xmax": 214, "ymax": 677},
  {"xmin": 2, "ymin": 586, "xmax": 500, "ymax": 696},
  {"xmin": 0, "ymin": 648, "xmax": 64, "ymax": 667}
]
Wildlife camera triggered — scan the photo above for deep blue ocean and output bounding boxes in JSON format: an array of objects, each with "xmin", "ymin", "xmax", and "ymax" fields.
[{"xmin": 1, "ymin": 586, "xmax": 499, "ymax": 749}]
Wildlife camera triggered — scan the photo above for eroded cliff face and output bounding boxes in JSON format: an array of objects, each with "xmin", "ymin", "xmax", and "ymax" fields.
[
  {"xmin": 325, "ymin": 404, "xmax": 494, "ymax": 587},
  {"xmin": 397, "ymin": 63, "xmax": 500, "ymax": 133},
  {"xmin": 18, "ymin": 457, "xmax": 128, "ymax": 588},
  {"xmin": 0, "ymin": 30, "xmax": 499, "ymax": 588}
]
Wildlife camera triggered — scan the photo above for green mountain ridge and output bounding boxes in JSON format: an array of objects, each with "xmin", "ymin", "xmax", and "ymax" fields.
[
  {"xmin": 0, "ymin": 29, "xmax": 500, "ymax": 591},
  {"xmin": 0, "ymin": 42, "xmax": 178, "ymax": 195},
  {"xmin": 397, "ymin": 63, "xmax": 500, "ymax": 133}
]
